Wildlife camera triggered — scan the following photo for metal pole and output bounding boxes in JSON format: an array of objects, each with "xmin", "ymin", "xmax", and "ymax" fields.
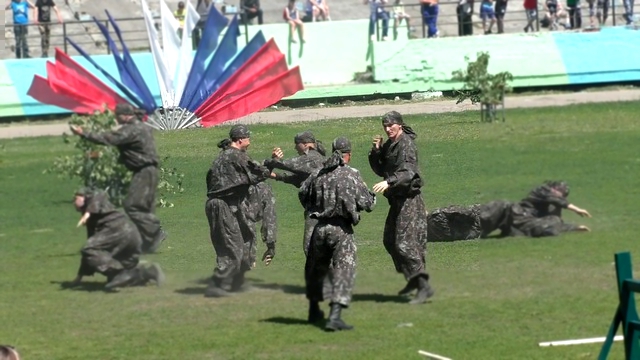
[{"xmin": 63, "ymin": 22, "xmax": 68, "ymax": 53}]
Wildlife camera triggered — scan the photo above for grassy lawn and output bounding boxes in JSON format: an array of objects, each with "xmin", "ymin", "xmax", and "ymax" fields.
[{"xmin": 1, "ymin": 102, "xmax": 639, "ymax": 359}]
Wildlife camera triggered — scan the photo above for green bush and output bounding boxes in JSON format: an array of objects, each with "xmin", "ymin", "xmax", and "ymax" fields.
[{"xmin": 43, "ymin": 110, "xmax": 184, "ymax": 208}]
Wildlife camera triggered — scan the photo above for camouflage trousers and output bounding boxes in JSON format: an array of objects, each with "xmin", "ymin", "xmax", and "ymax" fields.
[
  {"xmin": 13, "ymin": 25, "xmax": 29, "ymax": 59},
  {"xmin": 124, "ymin": 166, "xmax": 162, "ymax": 247},
  {"xmin": 38, "ymin": 23, "xmax": 51, "ymax": 55},
  {"xmin": 206, "ymin": 197, "xmax": 254, "ymax": 291},
  {"xmin": 383, "ymin": 195, "xmax": 429, "ymax": 285},
  {"xmin": 77, "ymin": 217, "xmax": 141, "ymax": 280},
  {"xmin": 478, "ymin": 200, "xmax": 513, "ymax": 238},
  {"xmin": 511, "ymin": 204, "xmax": 579, "ymax": 238},
  {"xmin": 427, "ymin": 204, "xmax": 483, "ymax": 242},
  {"xmin": 303, "ymin": 210, "xmax": 318, "ymax": 256},
  {"xmin": 305, "ymin": 219, "xmax": 357, "ymax": 307},
  {"xmin": 242, "ymin": 182, "xmax": 277, "ymax": 266}
]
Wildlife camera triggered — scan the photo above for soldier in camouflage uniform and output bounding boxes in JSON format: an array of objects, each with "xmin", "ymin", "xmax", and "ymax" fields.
[
  {"xmin": 218, "ymin": 138, "xmax": 277, "ymax": 269},
  {"xmin": 504, "ymin": 180, "xmax": 591, "ymax": 237},
  {"xmin": 368, "ymin": 111, "xmax": 435, "ymax": 305},
  {"xmin": 68, "ymin": 188, "xmax": 164, "ymax": 290},
  {"xmin": 300, "ymin": 137, "xmax": 376, "ymax": 331},
  {"xmin": 70, "ymin": 103, "xmax": 166, "ymax": 255},
  {"xmin": 205, "ymin": 125, "xmax": 273, "ymax": 298},
  {"xmin": 264, "ymin": 131, "xmax": 326, "ymax": 255}
]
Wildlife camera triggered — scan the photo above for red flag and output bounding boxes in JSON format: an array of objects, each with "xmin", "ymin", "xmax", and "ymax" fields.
[
  {"xmin": 45, "ymin": 61, "xmax": 109, "ymax": 110},
  {"xmin": 195, "ymin": 39, "xmax": 287, "ymax": 117},
  {"xmin": 27, "ymin": 75, "xmax": 99, "ymax": 114},
  {"xmin": 199, "ymin": 66, "xmax": 303, "ymax": 127},
  {"xmin": 54, "ymin": 48, "xmax": 130, "ymax": 110}
]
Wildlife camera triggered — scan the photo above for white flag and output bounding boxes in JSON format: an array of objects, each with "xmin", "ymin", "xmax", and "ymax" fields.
[
  {"xmin": 141, "ymin": 0, "xmax": 172, "ymax": 108},
  {"xmin": 160, "ymin": 0, "xmax": 181, "ymax": 105},
  {"xmin": 174, "ymin": 0, "xmax": 200, "ymax": 100}
]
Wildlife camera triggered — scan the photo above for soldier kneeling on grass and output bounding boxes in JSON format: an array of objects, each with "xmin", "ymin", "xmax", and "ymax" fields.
[{"xmin": 66, "ymin": 188, "xmax": 165, "ymax": 290}]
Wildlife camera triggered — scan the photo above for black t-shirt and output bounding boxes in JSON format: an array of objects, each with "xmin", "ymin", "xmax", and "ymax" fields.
[{"xmin": 36, "ymin": 0, "xmax": 56, "ymax": 22}]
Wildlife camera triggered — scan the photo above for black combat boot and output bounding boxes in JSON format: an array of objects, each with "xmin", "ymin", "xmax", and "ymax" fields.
[
  {"xmin": 325, "ymin": 303, "xmax": 353, "ymax": 332},
  {"xmin": 409, "ymin": 276, "xmax": 435, "ymax": 305},
  {"xmin": 105, "ymin": 268, "xmax": 142, "ymax": 289},
  {"xmin": 308, "ymin": 301, "xmax": 325, "ymax": 323},
  {"xmin": 142, "ymin": 263, "xmax": 165, "ymax": 286},
  {"xmin": 143, "ymin": 229, "xmax": 167, "ymax": 254},
  {"xmin": 397, "ymin": 277, "xmax": 419, "ymax": 296}
]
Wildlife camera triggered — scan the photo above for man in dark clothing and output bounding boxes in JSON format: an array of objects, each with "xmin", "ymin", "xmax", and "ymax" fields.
[
  {"xmin": 241, "ymin": 0, "xmax": 263, "ymax": 24},
  {"xmin": 70, "ymin": 103, "xmax": 166, "ymax": 255},
  {"xmin": 205, "ymin": 125, "xmax": 272, "ymax": 298},
  {"xmin": 457, "ymin": 0, "xmax": 474, "ymax": 35},
  {"xmin": 264, "ymin": 131, "xmax": 326, "ymax": 254},
  {"xmin": 300, "ymin": 137, "xmax": 376, "ymax": 331},
  {"xmin": 369, "ymin": 111, "xmax": 434, "ymax": 305},
  {"xmin": 218, "ymin": 138, "xmax": 277, "ymax": 269},
  {"xmin": 428, "ymin": 181, "xmax": 591, "ymax": 241},
  {"xmin": 68, "ymin": 188, "xmax": 164, "ymax": 290},
  {"xmin": 34, "ymin": 0, "xmax": 62, "ymax": 58}
]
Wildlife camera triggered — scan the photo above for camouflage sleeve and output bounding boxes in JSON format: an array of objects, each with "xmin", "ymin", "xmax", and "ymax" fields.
[
  {"xmin": 82, "ymin": 124, "xmax": 135, "ymax": 147},
  {"xmin": 386, "ymin": 141, "xmax": 418, "ymax": 189},
  {"xmin": 273, "ymin": 171, "xmax": 301, "ymax": 185},
  {"xmin": 84, "ymin": 192, "xmax": 113, "ymax": 215},
  {"xmin": 245, "ymin": 159, "xmax": 271, "ymax": 185},
  {"xmin": 265, "ymin": 156, "xmax": 312, "ymax": 176},
  {"xmin": 368, "ymin": 147, "xmax": 385, "ymax": 178},
  {"xmin": 298, "ymin": 174, "xmax": 316, "ymax": 209},
  {"xmin": 354, "ymin": 176, "xmax": 376, "ymax": 213},
  {"xmin": 528, "ymin": 186, "xmax": 570, "ymax": 208}
]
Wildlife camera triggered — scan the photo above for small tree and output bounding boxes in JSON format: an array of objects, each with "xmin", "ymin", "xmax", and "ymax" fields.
[
  {"xmin": 451, "ymin": 52, "xmax": 514, "ymax": 122},
  {"xmin": 44, "ymin": 110, "xmax": 184, "ymax": 207}
]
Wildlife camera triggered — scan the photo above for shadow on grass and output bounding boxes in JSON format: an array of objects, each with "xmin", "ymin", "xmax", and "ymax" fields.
[
  {"xmin": 260, "ymin": 316, "xmax": 325, "ymax": 330},
  {"xmin": 352, "ymin": 293, "xmax": 410, "ymax": 304},
  {"xmin": 50, "ymin": 280, "xmax": 115, "ymax": 293},
  {"xmin": 251, "ymin": 282, "xmax": 306, "ymax": 295},
  {"xmin": 174, "ymin": 287, "xmax": 206, "ymax": 295}
]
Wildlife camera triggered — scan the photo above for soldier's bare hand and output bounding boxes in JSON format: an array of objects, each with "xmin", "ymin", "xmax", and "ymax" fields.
[
  {"xmin": 262, "ymin": 246, "xmax": 275, "ymax": 266},
  {"xmin": 577, "ymin": 225, "xmax": 591, "ymax": 232},
  {"xmin": 372, "ymin": 180, "xmax": 389, "ymax": 193},
  {"xmin": 372, "ymin": 135, "xmax": 383, "ymax": 149},
  {"xmin": 272, "ymin": 147, "xmax": 284, "ymax": 159},
  {"xmin": 77, "ymin": 212, "xmax": 90, "ymax": 227},
  {"xmin": 577, "ymin": 208, "xmax": 591, "ymax": 218},
  {"xmin": 70, "ymin": 125, "xmax": 83, "ymax": 136}
]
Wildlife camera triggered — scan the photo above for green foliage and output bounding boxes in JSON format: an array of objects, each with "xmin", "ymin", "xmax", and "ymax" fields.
[
  {"xmin": 451, "ymin": 52, "xmax": 514, "ymax": 122},
  {"xmin": 43, "ymin": 110, "xmax": 184, "ymax": 208}
]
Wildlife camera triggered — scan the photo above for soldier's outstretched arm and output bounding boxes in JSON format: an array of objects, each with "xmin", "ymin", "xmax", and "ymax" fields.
[
  {"xmin": 80, "ymin": 126, "xmax": 136, "ymax": 147},
  {"xmin": 567, "ymin": 204, "xmax": 591, "ymax": 218}
]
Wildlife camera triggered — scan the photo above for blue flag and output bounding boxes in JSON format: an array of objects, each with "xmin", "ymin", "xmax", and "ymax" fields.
[
  {"xmin": 65, "ymin": 37, "xmax": 146, "ymax": 110},
  {"xmin": 105, "ymin": 11, "xmax": 157, "ymax": 111},
  {"xmin": 209, "ymin": 31, "xmax": 266, "ymax": 96},
  {"xmin": 179, "ymin": 6, "xmax": 229, "ymax": 108},
  {"xmin": 186, "ymin": 15, "xmax": 241, "ymax": 111}
]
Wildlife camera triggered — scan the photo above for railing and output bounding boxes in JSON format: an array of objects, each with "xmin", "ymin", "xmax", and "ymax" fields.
[{"xmin": 4, "ymin": 13, "xmax": 250, "ymax": 59}]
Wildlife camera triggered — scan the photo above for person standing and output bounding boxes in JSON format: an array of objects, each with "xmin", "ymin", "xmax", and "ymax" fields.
[
  {"xmin": 368, "ymin": 111, "xmax": 434, "ymax": 305},
  {"xmin": 6, "ymin": 0, "xmax": 35, "ymax": 59},
  {"xmin": 68, "ymin": 188, "xmax": 164, "ymax": 290},
  {"xmin": 33, "ymin": 0, "xmax": 62, "ymax": 58},
  {"xmin": 69, "ymin": 103, "xmax": 166, "ymax": 255},
  {"xmin": 204, "ymin": 125, "xmax": 273, "ymax": 297},
  {"xmin": 300, "ymin": 137, "xmax": 376, "ymax": 331}
]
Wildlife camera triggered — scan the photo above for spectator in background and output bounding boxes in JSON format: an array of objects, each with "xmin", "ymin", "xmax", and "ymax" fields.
[
  {"xmin": 174, "ymin": 1, "xmax": 186, "ymax": 39},
  {"xmin": 194, "ymin": 0, "xmax": 212, "ymax": 48},
  {"xmin": 523, "ymin": 0, "xmax": 537, "ymax": 32},
  {"xmin": 303, "ymin": 0, "xmax": 330, "ymax": 21},
  {"xmin": 586, "ymin": 0, "xmax": 597, "ymax": 26},
  {"xmin": 545, "ymin": 0, "xmax": 570, "ymax": 29},
  {"xmin": 366, "ymin": 0, "xmax": 390, "ymax": 41},
  {"xmin": 421, "ymin": 0, "xmax": 439, "ymax": 38},
  {"xmin": 241, "ymin": 0, "xmax": 264, "ymax": 24},
  {"xmin": 0, "ymin": 345, "xmax": 20, "ymax": 360},
  {"xmin": 392, "ymin": 0, "xmax": 412, "ymax": 39},
  {"xmin": 284, "ymin": 0, "xmax": 305, "ymax": 43},
  {"xmin": 34, "ymin": 0, "xmax": 62, "ymax": 58},
  {"xmin": 6, "ymin": 0, "xmax": 34, "ymax": 59},
  {"xmin": 494, "ymin": 0, "xmax": 508, "ymax": 33},
  {"xmin": 596, "ymin": 0, "xmax": 609, "ymax": 24},
  {"xmin": 456, "ymin": 0, "xmax": 474, "ymax": 36},
  {"xmin": 566, "ymin": 0, "xmax": 582, "ymax": 28},
  {"xmin": 622, "ymin": 0, "xmax": 633, "ymax": 24},
  {"xmin": 480, "ymin": 0, "xmax": 496, "ymax": 33}
]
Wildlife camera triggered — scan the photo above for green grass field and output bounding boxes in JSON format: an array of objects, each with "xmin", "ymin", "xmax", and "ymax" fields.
[{"xmin": 1, "ymin": 102, "xmax": 639, "ymax": 360}]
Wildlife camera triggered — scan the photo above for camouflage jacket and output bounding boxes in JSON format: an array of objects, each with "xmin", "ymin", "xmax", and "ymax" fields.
[
  {"xmin": 368, "ymin": 132, "xmax": 423, "ymax": 198},
  {"xmin": 83, "ymin": 120, "xmax": 159, "ymax": 171},
  {"xmin": 83, "ymin": 191, "xmax": 126, "ymax": 238},
  {"xmin": 263, "ymin": 149, "xmax": 325, "ymax": 188},
  {"xmin": 206, "ymin": 148, "xmax": 271, "ymax": 202},
  {"xmin": 299, "ymin": 153, "xmax": 376, "ymax": 226},
  {"xmin": 519, "ymin": 184, "xmax": 569, "ymax": 217}
]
